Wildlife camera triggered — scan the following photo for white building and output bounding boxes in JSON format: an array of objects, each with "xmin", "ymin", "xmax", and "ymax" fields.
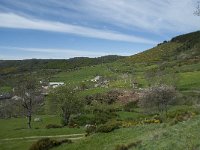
[
  {"xmin": 49, "ymin": 82, "xmax": 65, "ymax": 88},
  {"xmin": 91, "ymin": 76, "xmax": 101, "ymax": 82}
]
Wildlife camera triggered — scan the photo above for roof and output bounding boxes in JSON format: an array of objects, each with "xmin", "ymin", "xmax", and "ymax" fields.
[{"xmin": 49, "ymin": 82, "xmax": 64, "ymax": 86}]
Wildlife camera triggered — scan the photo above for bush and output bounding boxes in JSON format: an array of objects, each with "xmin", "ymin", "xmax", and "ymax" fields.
[
  {"xmin": 85, "ymin": 124, "xmax": 97, "ymax": 136},
  {"xmin": 69, "ymin": 110, "xmax": 118, "ymax": 126},
  {"xmin": 167, "ymin": 106, "xmax": 199, "ymax": 119},
  {"xmin": 96, "ymin": 120, "xmax": 120, "ymax": 133},
  {"xmin": 29, "ymin": 138, "xmax": 72, "ymax": 150},
  {"xmin": 45, "ymin": 124, "xmax": 63, "ymax": 129},
  {"xmin": 175, "ymin": 112, "xmax": 195, "ymax": 121},
  {"xmin": 115, "ymin": 145, "xmax": 128, "ymax": 150},
  {"xmin": 59, "ymin": 139, "xmax": 72, "ymax": 144},
  {"xmin": 124, "ymin": 101, "xmax": 138, "ymax": 112},
  {"xmin": 94, "ymin": 111, "xmax": 118, "ymax": 125},
  {"xmin": 69, "ymin": 114, "xmax": 95, "ymax": 126},
  {"xmin": 139, "ymin": 85, "xmax": 176, "ymax": 115},
  {"xmin": 115, "ymin": 141, "xmax": 142, "ymax": 150}
]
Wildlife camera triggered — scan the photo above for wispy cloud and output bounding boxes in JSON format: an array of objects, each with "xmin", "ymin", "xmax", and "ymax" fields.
[
  {"xmin": 0, "ymin": 0, "xmax": 199, "ymax": 60},
  {"xmin": 1, "ymin": 0, "xmax": 199, "ymax": 34},
  {"xmin": 0, "ymin": 46, "xmax": 132, "ymax": 60},
  {"xmin": 0, "ymin": 13, "xmax": 156, "ymax": 44},
  {"xmin": 79, "ymin": 0, "xmax": 200, "ymax": 33}
]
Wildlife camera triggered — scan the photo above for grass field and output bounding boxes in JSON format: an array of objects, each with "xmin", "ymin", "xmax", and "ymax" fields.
[
  {"xmin": 1, "ymin": 105, "xmax": 200, "ymax": 150},
  {"xmin": 53, "ymin": 116, "xmax": 200, "ymax": 150},
  {"xmin": 178, "ymin": 71, "xmax": 200, "ymax": 90},
  {"xmin": 51, "ymin": 65, "xmax": 116, "ymax": 84},
  {"xmin": 0, "ymin": 115, "xmax": 84, "ymax": 150}
]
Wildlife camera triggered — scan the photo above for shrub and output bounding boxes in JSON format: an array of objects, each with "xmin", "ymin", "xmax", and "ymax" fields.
[
  {"xmin": 174, "ymin": 111, "xmax": 195, "ymax": 122},
  {"xmin": 85, "ymin": 124, "xmax": 97, "ymax": 136},
  {"xmin": 29, "ymin": 138, "xmax": 58, "ymax": 150},
  {"xmin": 127, "ymin": 140, "xmax": 142, "ymax": 148},
  {"xmin": 96, "ymin": 120, "xmax": 120, "ymax": 133},
  {"xmin": 115, "ymin": 140, "xmax": 142, "ymax": 150},
  {"xmin": 168, "ymin": 107, "xmax": 196, "ymax": 125},
  {"xmin": 124, "ymin": 101, "xmax": 138, "ymax": 112},
  {"xmin": 69, "ymin": 114, "xmax": 95, "ymax": 126},
  {"xmin": 167, "ymin": 106, "xmax": 199, "ymax": 119},
  {"xmin": 45, "ymin": 124, "xmax": 63, "ymax": 129},
  {"xmin": 69, "ymin": 110, "xmax": 118, "ymax": 126},
  {"xmin": 142, "ymin": 118, "xmax": 161, "ymax": 124},
  {"xmin": 94, "ymin": 111, "xmax": 115, "ymax": 124},
  {"xmin": 59, "ymin": 139, "xmax": 72, "ymax": 144},
  {"xmin": 104, "ymin": 90, "xmax": 120, "ymax": 104},
  {"xmin": 85, "ymin": 90, "xmax": 120, "ymax": 105},
  {"xmin": 29, "ymin": 138, "xmax": 72, "ymax": 150},
  {"xmin": 115, "ymin": 144, "xmax": 128, "ymax": 150},
  {"xmin": 139, "ymin": 85, "xmax": 176, "ymax": 115}
]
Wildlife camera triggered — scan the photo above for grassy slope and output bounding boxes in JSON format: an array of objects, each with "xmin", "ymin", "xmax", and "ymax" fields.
[
  {"xmin": 178, "ymin": 71, "xmax": 200, "ymax": 90},
  {"xmin": 54, "ymin": 115, "xmax": 200, "ymax": 150},
  {"xmin": 50, "ymin": 32, "xmax": 200, "ymax": 91},
  {"xmin": 51, "ymin": 63, "xmax": 200, "ymax": 91},
  {"xmin": 124, "ymin": 42, "xmax": 182, "ymax": 63},
  {"xmin": 0, "ymin": 115, "xmax": 84, "ymax": 150},
  {"xmin": 0, "ymin": 32, "xmax": 199, "ymax": 150},
  {"xmin": 1, "ymin": 107, "xmax": 200, "ymax": 150},
  {"xmin": 0, "ymin": 115, "xmax": 83, "ymax": 139},
  {"xmin": 52, "ymin": 65, "xmax": 115, "ymax": 84}
]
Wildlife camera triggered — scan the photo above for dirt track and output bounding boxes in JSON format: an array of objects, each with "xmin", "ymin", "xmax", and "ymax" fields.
[{"xmin": 0, "ymin": 133, "xmax": 85, "ymax": 141}]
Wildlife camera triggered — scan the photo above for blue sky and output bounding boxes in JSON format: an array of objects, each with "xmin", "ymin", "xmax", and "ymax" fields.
[{"xmin": 0, "ymin": 0, "xmax": 199, "ymax": 60}]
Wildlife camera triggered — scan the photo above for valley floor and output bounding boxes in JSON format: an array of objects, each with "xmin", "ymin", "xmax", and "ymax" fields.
[{"xmin": 1, "ymin": 108, "xmax": 200, "ymax": 150}]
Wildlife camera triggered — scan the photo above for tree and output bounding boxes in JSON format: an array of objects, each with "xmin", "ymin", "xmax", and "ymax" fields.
[
  {"xmin": 47, "ymin": 86, "xmax": 83, "ymax": 126},
  {"xmin": 139, "ymin": 85, "xmax": 176, "ymax": 115},
  {"xmin": 15, "ymin": 76, "xmax": 42, "ymax": 128},
  {"xmin": 194, "ymin": 1, "xmax": 200, "ymax": 16}
]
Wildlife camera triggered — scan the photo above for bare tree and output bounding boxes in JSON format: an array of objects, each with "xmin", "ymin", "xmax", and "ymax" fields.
[
  {"xmin": 139, "ymin": 85, "xmax": 176, "ymax": 116},
  {"xmin": 15, "ymin": 77, "xmax": 41, "ymax": 128},
  {"xmin": 194, "ymin": 1, "xmax": 200, "ymax": 16}
]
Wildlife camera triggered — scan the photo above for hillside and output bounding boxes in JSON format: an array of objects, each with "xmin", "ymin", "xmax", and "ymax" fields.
[
  {"xmin": 0, "ymin": 31, "xmax": 200, "ymax": 93},
  {"xmin": 0, "ymin": 31, "xmax": 200, "ymax": 150},
  {"xmin": 0, "ymin": 55, "xmax": 125, "ymax": 75},
  {"xmin": 123, "ymin": 31, "xmax": 200, "ymax": 65}
]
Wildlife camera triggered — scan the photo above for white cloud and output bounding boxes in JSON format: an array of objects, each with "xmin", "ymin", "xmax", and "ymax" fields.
[
  {"xmin": 0, "ymin": 13, "xmax": 156, "ymax": 44},
  {"xmin": 79, "ymin": 0, "xmax": 200, "ymax": 33},
  {"xmin": 0, "ymin": 46, "xmax": 132, "ymax": 60},
  {"xmin": 1, "ymin": 0, "xmax": 199, "ymax": 35}
]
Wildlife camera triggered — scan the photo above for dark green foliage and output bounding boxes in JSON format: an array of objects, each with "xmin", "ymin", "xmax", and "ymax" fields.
[
  {"xmin": 69, "ymin": 109, "xmax": 117, "ymax": 126},
  {"xmin": 104, "ymin": 90, "xmax": 120, "ymax": 104},
  {"xmin": 169, "ymin": 111, "xmax": 196, "ymax": 126},
  {"xmin": 85, "ymin": 90, "xmax": 120, "ymax": 105},
  {"xmin": 115, "ymin": 141, "xmax": 142, "ymax": 150},
  {"xmin": 123, "ymin": 101, "xmax": 138, "ymax": 112},
  {"xmin": 29, "ymin": 138, "xmax": 72, "ymax": 150},
  {"xmin": 115, "ymin": 145, "xmax": 128, "ymax": 150},
  {"xmin": 45, "ymin": 124, "xmax": 63, "ymax": 129},
  {"xmin": 171, "ymin": 31, "xmax": 200, "ymax": 43},
  {"xmin": 69, "ymin": 114, "xmax": 95, "ymax": 126},
  {"xmin": 0, "ymin": 55, "xmax": 124, "ymax": 75},
  {"xmin": 47, "ymin": 86, "xmax": 84, "ymax": 126},
  {"xmin": 29, "ymin": 138, "xmax": 58, "ymax": 150},
  {"xmin": 59, "ymin": 139, "xmax": 73, "ymax": 144},
  {"xmin": 94, "ymin": 111, "xmax": 117, "ymax": 125},
  {"xmin": 85, "ymin": 125, "xmax": 97, "ymax": 136},
  {"xmin": 96, "ymin": 120, "xmax": 120, "ymax": 133}
]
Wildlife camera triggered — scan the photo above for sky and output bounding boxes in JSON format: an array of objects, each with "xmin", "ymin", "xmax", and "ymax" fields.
[{"xmin": 0, "ymin": 0, "xmax": 199, "ymax": 60}]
